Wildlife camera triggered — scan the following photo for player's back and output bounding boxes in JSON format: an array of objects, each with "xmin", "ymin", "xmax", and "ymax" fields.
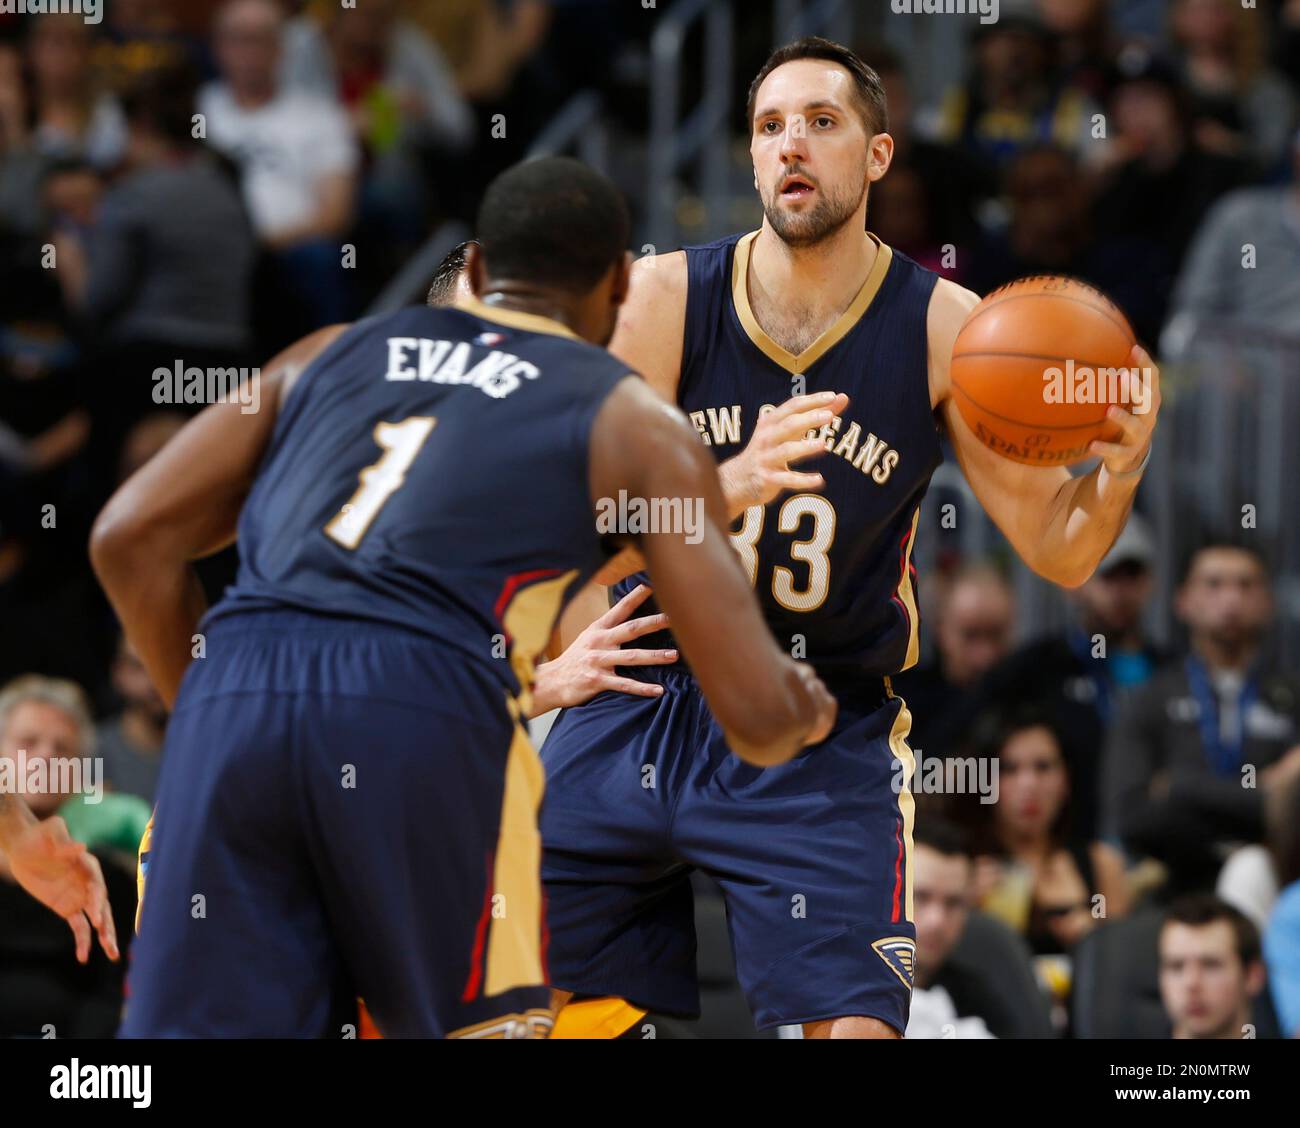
[{"xmin": 208, "ymin": 298, "xmax": 627, "ymax": 702}]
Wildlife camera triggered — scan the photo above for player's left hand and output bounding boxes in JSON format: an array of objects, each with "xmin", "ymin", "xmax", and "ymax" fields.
[
  {"xmin": 1087, "ymin": 345, "xmax": 1161, "ymax": 476},
  {"xmin": 7, "ymin": 814, "xmax": 119, "ymax": 963},
  {"xmin": 530, "ymin": 584, "xmax": 677, "ymax": 714}
]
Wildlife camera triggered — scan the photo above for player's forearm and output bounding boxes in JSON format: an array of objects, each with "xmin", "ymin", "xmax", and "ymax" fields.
[{"xmin": 1031, "ymin": 457, "xmax": 1144, "ymax": 588}]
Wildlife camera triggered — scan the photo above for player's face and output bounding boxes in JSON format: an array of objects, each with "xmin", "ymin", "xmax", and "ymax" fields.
[
  {"xmin": 995, "ymin": 725, "xmax": 1068, "ymax": 838},
  {"xmin": 0, "ymin": 701, "xmax": 84, "ymax": 816},
  {"xmin": 912, "ymin": 845, "xmax": 972, "ymax": 984},
  {"xmin": 1177, "ymin": 549, "xmax": 1271, "ymax": 650},
  {"xmin": 750, "ymin": 60, "xmax": 878, "ymax": 248},
  {"xmin": 1159, "ymin": 922, "xmax": 1251, "ymax": 1038}
]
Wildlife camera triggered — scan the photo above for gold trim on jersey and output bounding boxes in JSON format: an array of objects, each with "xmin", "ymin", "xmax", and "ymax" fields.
[
  {"xmin": 455, "ymin": 295, "xmax": 580, "ymax": 341},
  {"xmin": 730, "ymin": 230, "xmax": 893, "ymax": 374},
  {"xmin": 883, "ymin": 677, "xmax": 916, "ymax": 923},
  {"xmin": 447, "ymin": 1008, "xmax": 556, "ymax": 1039},
  {"xmin": 896, "ymin": 507, "xmax": 922, "ymax": 671},
  {"xmin": 551, "ymin": 996, "xmax": 647, "ymax": 1039}
]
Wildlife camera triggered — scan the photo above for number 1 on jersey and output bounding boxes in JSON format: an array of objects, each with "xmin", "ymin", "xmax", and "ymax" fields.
[{"xmin": 325, "ymin": 416, "xmax": 436, "ymax": 549}]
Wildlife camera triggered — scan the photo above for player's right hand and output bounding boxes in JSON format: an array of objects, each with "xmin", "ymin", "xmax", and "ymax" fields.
[
  {"xmin": 530, "ymin": 584, "xmax": 678, "ymax": 713},
  {"xmin": 719, "ymin": 391, "xmax": 850, "ymax": 515},
  {"xmin": 7, "ymin": 814, "xmax": 119, "ymax": 964},
  {"xmin": 795, "ymin": 663, "xmax": 838, "ymax": 747}
]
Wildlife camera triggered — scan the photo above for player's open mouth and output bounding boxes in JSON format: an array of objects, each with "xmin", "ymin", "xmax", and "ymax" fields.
[{"xmin": 780, "ymin": 175, "xmax": 815, "ymax": 199}]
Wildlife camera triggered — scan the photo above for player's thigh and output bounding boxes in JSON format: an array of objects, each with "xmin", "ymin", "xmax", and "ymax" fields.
[
  {"xmin": 300, "ymin": 695, "xmax": 551, "ymax": 1037},
  {"xmin": 124, "ymin": 686, "xmax": 352, "ymax": 1037},
  {"xmin": 683, "ymin": 694, "xmax": 918, "ymax": 1033}
]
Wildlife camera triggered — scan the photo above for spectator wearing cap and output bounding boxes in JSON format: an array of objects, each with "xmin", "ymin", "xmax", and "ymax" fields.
[
  {"xmin": 1162, "ymin": 129, "xmax": 1300, "ymax": 355},
  {"xmin": 1104, "ymin": 538, "xmax": 1300, "ymax": 895},
  {"xmin": 1159, "ymin": 895, "xmax": 1266, "ymax": 1038}
]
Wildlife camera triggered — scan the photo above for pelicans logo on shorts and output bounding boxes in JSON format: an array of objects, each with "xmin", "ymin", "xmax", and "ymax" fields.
[{"xmin": 871, "ymin": 936, "xmax": 916, "ymax": 989}]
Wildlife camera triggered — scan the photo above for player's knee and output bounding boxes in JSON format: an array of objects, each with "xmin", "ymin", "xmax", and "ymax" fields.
[{"xmin": 802, "ymin": 1015, "xmax": 902, "ymax": 1039}]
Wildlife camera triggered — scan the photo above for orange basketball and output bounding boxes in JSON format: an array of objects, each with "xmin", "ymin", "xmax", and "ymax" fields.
[{"xmin": 950, "ymin": 276, "xmax": 1138, "ymax": 466}]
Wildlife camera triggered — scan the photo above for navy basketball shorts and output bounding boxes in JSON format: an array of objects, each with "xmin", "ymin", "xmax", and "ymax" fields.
[
  {"xmin": 539, "ymin": 667, "xmax": 918, "ymax": 1033},
  {"xmin": 122, "ymin": 609, "xmax": 552, "ymax": 1038}
]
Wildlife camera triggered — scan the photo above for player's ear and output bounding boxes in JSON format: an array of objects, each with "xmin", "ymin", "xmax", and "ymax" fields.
[
  {"xmin": 611, "ymin": 250, "xmax": 633, "ymax": 307},
  {"xmin": 867, "ymin": 132, "xmax": 894, "ymax": 183},
  {"xmin": 465, "ymin": 242, "xmax": 487, "ymax": 297}
]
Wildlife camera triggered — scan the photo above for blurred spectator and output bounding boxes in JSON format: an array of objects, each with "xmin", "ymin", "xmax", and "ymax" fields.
[
  {"xmin": 1104, "ymin": 539, "xmax": 1300, "ymax": 894},
  {"xmin": 26, "ymin": 14, "xmax": 127, "ymax": 170},
  {"xmin": 0, "ymin": 675, "xmax": 137, "ymax": 1038},
  {"xmin": 1158, "ymin": 895, "xmax": 1265, "ymax": 1038},
  {"xmin": 96, "ymin": 634, "xmax": 167, "ymax": 805},
  {"xmin": 1218, "ymin": 766, "xmax": 1300, "ymax": 932},
  {"xmin": 1091, "ymin": 49, "xmax": 1249, "ymax": 294},
  {"xmin": 1279, "ymin": 0, "xmax": 1300, "ymax": 89},
  {"xmin": 862, "ymin": 43, "xmax": 993, "ymax": 260},
  {"xmin": 280, "ymin": 0, "xmax": 474, "ymax": 291},
  {"xmin": 91, "ymin": 0, "xmax": 207, "ymax": 99},
  {"xmin": 968, "ymin": 145, "xmax": 1170, "ymax": 340},
  {"xmin": 50, "ymin": 65, "xmax": 256, "ymax": 479},
  {"xmin": 199, "ymin": 0, "xmax": 359, "ymax": 327},
  {"xmin": 1169, "ymin": 0, "xmax": 1297, "ymax": 173},
  {"xmin": 936, "ymin": 13, "xmax": 1102, "ymax": 173},
  {"xmin": 1162, "ymin": 130, "xmax": 1300, "ymax": 355},
  {"xmin": 907, "ymin": 817, "xmax": 995, "ymax": 1038},
  {"xmin": 962, "ymin": 705, "xmax": 1131, "ymax": 956},
  {"xmin": 281, "ymin": 0, "xmax": 473, "ymax": 153},
  {"xmin": 894, "ymin": 565, "xmax": 1015, "ymax": 759},
  {"xmin": 1263, "ymin": 771, "xmax": 1300, "ymax": 1037},
  {"xmin": 429, "ymin": 0, "xmax": 553, "ymax": 104},
  {"xmin": 1036, "ymin": 0, "xmax": 1118, "ymax": 105}
]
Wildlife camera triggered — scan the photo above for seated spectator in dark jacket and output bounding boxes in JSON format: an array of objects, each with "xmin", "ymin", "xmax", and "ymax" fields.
[
  {"xmin": 0, "ymin": 675, "xmax": 136, "ymax": 1038},
  {"xmin": 959, "ymin": 706, "xmax": 1131, "ymax": 958},
  {"xmin": 1159, "ymin": 895, "xmax": 1266, "ymax": 1039},
  {"xmin": 1104, "ymin": 538, "xmax": 1300, "ymax": 894},
  {"xmin": 893, "ymin": 564, "xmax": 1015, "ymax": 761}
]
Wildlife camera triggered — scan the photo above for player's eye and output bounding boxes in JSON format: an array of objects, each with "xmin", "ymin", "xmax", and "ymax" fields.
[
  {"xmin": 815, "ymin": 116, "xmax": 834, "ymax": 128},
  {"xmin": 761, "ymin": 119, "xmax": 781, "ymax": 134}
]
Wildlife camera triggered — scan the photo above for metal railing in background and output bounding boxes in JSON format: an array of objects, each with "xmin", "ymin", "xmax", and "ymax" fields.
[
  {"xmin": 526, "ymin": 90, "xmax": 610, "ymax": 172},
  {"xmin": 365, "ymin": 221, "xmax": 472, "ymax": 315},
  {"xmin": 772, "ymin": 0, "xmax": 854, "ymax": 46},
  {"xmin": 648, "ymin": 0, "xmax": 734, "ymax": 250}
]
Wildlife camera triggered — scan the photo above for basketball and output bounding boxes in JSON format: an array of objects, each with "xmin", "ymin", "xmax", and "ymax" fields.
[{"xmin": 950, "ymin": 277, "xmax": 1138, "ymax": 466}]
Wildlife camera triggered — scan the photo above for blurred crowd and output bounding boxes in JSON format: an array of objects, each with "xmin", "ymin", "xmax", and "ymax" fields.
[{"xmin": 1, "ymin": 0, "xmax": 1298, "ymax": 1039}]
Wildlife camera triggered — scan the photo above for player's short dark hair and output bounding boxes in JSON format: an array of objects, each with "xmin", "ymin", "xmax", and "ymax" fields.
[
  {"xmin": 1162, "ymin": 895, "xmax": 1261, "ymax": 967},
  {"xmin": 425, "ymin": 239, "xmax": 477, "ymax": 308},
  {"xmin": 912, "ymin": 816, "xmax": 970, "ymax": 860},
  {"xmin": 746, "ymin": 36, "xmax": 888, "ymax": 137},
  {"xmin": 475, "ymin": 157, "xmax": 629, "ymax": 297},
  {"xmin": 121, "ymin": 65, "xmax": 202, "ymax": 148},
  {"xmin": 1178, "ymin": 533, "xmax": 1270, "ymax": 585}
]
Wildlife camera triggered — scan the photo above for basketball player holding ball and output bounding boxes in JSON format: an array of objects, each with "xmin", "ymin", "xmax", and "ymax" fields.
[{"xmin": 542, "ymin": 37, "xmax": 1160, "ymax": 1040}]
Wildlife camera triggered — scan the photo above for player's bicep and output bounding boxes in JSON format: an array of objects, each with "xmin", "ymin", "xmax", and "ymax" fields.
[{"xmin": 940, "ymin": 395, "xmax": 1072, "ymax": 576}]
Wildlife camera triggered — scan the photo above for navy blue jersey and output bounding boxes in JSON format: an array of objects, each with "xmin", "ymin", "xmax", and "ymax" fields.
[
  {"xmin": 211, "ymin": 298, "xmax": 627, "ymax": 701},
  {"xmin": 616, "ymin": 231, "xmax": 942, "ymax": 680}
]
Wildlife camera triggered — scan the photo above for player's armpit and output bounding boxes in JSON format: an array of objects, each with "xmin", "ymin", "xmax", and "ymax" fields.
[
  {"xmin": 90, "ymin": 324, "xmax": 350, "ymax": 707},
  {"xmin": 607, "ymin": 250, "xmax": 688, "ymax": 402},
  {"xmin": 587, "ymin": 378, "xmax": 835, "ymax": 766}
]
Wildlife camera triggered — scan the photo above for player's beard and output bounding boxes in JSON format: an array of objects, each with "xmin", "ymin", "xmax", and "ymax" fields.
[{"xmin": 760, "ymin": 166, "xmax": 869, "ymax": 249}]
